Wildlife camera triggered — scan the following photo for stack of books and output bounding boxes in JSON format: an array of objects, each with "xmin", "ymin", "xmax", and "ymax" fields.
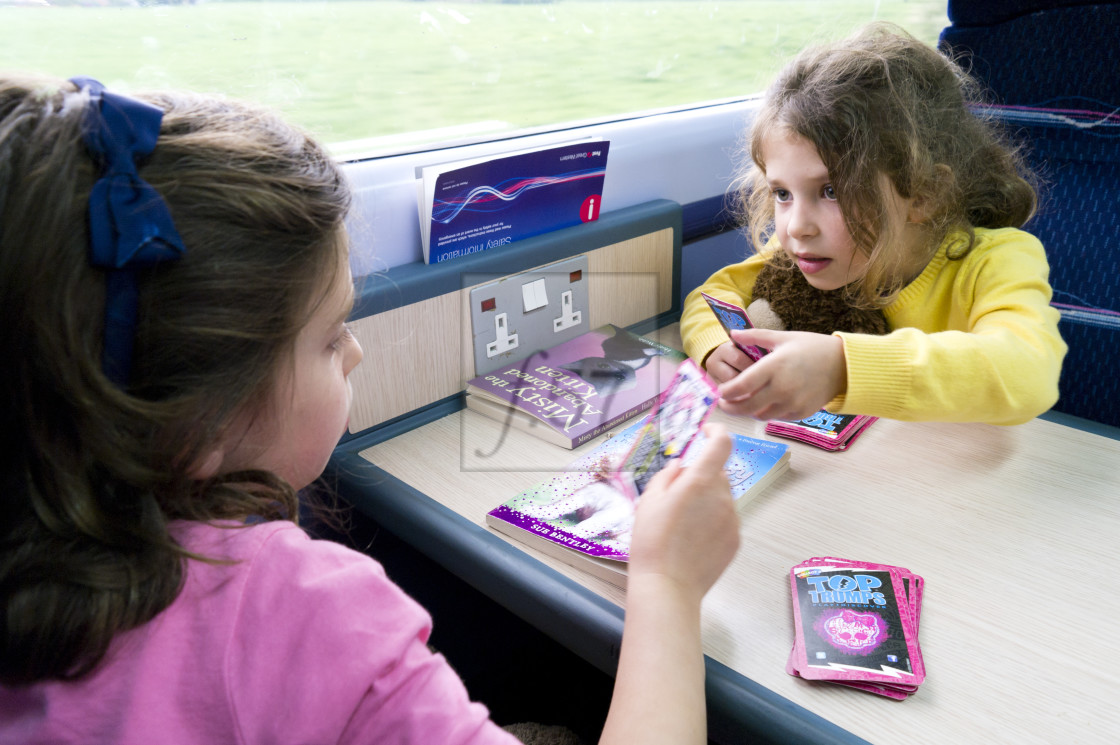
[
  {"xmin": 486, "ymin": 394, "xmax": 791, "ymax": 587},
  {"xmin": 465, "ymin": 324, "xmax": 685, "ymax": 450}
]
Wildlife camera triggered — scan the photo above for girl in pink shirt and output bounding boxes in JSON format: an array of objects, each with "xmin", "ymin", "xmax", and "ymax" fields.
[{"xmin": 0, "ymin": 74, "xmax": 739, "ymax": 745}]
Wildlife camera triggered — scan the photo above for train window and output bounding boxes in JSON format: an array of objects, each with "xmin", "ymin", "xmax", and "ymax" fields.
[{"xmin": 3, "ymin": 1, "xmax": 947, "ymax": 155}]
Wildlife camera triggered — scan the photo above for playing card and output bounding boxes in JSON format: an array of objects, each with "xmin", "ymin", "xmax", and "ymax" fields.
[
  {"xmin": 788, "ymin": 559, "xmax": 925, "ymax": 694},
  {"xmin": 611, "ymin": 359, "xmax": 718, "ymax": 501},
  {"xmin": 701, "ymin": 292, "xmax": 768, "ymax": 362}
]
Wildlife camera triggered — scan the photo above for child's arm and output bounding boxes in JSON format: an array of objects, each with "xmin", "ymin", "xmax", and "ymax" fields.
[
  {"xmin": 599, "ymin": 423, "xmax": 738, "ymax": 745},
  {"xmin": 834, "ymin": 231, "xmax": 1064, "ymax": 424}
]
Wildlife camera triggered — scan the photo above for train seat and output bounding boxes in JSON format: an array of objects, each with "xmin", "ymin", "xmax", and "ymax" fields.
[{"xmin": 940, "ymin": 0, "xmax": 1120, "ymax": 428}]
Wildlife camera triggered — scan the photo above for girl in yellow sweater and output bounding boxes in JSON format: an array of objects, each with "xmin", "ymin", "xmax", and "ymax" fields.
[{"xmin": 681, "ymin": 23, "xmax": 1065, "ymax": 425}]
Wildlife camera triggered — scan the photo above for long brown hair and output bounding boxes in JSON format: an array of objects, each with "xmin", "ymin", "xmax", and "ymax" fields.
[
  {"xmin": 735, "ymin": 23, "xmax": 1037, "ymax": 307},
  {"xmin": 0, "ymin": 74, "xmax": 351, "ymax": 685}
]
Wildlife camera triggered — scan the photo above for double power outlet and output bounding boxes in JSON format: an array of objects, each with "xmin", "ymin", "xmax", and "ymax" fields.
[{"xmin": 468, "ymin": 255, "xmax": 590, "ymax": 377}]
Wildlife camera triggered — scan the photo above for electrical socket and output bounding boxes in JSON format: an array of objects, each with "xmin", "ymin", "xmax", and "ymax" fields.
[{"xmin": 468, "ymin": 255, "xmax": 590, "ymax": 377}]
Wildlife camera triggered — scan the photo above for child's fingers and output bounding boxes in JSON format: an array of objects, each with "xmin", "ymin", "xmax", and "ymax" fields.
[
  {"xmin": 720, "ymin": 395, "xmax": 812, "ymax": 422},
  {"xmin": 638, "ymin": 424, "xmax": 731, "ymax": 503},
  {"xmin": 704, "ymin": 342, "xmax": 750, "ymax": 384},
  {"xmin": 642, "ymin": 457, "xmax": 683, "ymax": 493},
  {"xmin": 717, "ymin": 368, "xmax": 827, "ymax": 421},
  {"xmin": 629, "ymin": 422, "xmax": 739, "ymax": 595},
  {"xmin": 723, "ymin": 346, "xmax": 754, "ymax": 371},
  {"xmin": 705, "ymin": 359, "xmax": 738, "ymax": 386},
  {"xmin": 730, "ymin": 327, "xmax": 780, "ymax": 351},
  {"xmin": 717, "ymin": 362, "xmax": 769, "ymax": 404},
  {"xmin": 716, "ymin": 368, "xmax": 785, "ymax": 418},
  {"xmin": 686, "ymin": 423, "xmax": 733, "ymax": 473}
]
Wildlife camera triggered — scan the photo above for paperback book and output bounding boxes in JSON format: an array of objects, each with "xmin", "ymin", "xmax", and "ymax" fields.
[
  {"xmin": 485, "ymin": 416, "xmax": 791, "ymax": 587},
  {"xmin": 465, "ymin": 324, "xmax": 686, "ymax": 449},
  {"xmin": 418, "ymin": 140, "xmax": 609, "ymax": 263}
]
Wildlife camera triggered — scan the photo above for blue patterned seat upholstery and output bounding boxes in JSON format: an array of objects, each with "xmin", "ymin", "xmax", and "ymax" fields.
[{"xmin": 939, "ymin": 1, "xmax": 1120, "ymax": 427}]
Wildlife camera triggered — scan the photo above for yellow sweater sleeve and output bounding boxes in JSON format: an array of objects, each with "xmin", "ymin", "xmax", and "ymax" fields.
[
  {"xmin": 680, "ymin": 252, "xmax": 770, "ymax": 366},
  {"xmin": 830, "ymin": 228, "xmax": 1066, "ymax": 425}
]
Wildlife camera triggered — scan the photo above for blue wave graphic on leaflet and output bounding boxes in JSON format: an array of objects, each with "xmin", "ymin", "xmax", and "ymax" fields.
[{"xmin": 431, "ymin": 168, "xmax": 604, "ymax": 225}]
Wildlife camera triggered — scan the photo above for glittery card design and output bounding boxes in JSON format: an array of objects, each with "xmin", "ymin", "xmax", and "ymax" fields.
[{"xmin": 818, "ymin": 610, "xmax": 888, "ymax": 656}]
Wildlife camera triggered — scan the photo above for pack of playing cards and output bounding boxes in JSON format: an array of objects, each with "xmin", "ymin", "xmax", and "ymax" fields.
[
  {"xmin": 788, "ymin": 557, "xmax": 925, "ymax": 699},
  {"xmin": 611, "ymin": 358, "xmax": 719, "ymax": 501},
  {"xmin": 765, "ymin": 411, "xmax": 876, "ymax": 451},
  {"xmin": 701, "ymin": 292, "xmax": 768, "ymax": 362}
]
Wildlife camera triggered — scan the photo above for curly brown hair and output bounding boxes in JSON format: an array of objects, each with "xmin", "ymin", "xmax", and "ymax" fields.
[
  {"xmin": 0, "ymin": 74, "xmax": 351, "ymax": 685},
  {"xmin": 735, "ymin": 23, "xmax": 1037, "ymax": 307}
]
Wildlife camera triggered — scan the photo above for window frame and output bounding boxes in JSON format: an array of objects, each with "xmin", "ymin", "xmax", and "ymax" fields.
[{"xmin": 342, "ymin": 97, "xmax": 763, "ymax": 276}]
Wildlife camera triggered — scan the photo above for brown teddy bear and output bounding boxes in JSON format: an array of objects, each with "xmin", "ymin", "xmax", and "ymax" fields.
[{"xmin": 745, "ymin": 261, "xmax": 890, "ymax": 336}]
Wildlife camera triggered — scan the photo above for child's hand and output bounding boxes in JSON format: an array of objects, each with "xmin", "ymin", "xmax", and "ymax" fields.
[
  {"xmin": 628, "ymin": 423, "xmax": 739, "ymax": 600},
  {"xmin": 703, "ymin": 341, "xmax": 755, "ymax": 385},
  {"xmin": 717, "ymin": 329, "xmax": 847, "ymax": 421}
]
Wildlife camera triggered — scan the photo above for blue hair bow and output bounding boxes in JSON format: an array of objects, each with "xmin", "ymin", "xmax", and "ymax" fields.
[{"xmin": 71, "ymin": 76, "xmax": 185, "ymax": 387}]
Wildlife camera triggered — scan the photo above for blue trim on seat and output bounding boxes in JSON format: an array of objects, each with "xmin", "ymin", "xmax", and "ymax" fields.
[
  {"xmin": 941, "ymin": 10, "xmax": 1120, "ymax": 428},
  {"xmin": 1054, "ymin": 305, "xmax": 1120, "ymax": 330}
]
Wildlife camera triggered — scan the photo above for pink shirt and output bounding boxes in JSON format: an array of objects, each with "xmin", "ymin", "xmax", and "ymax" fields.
[{"xmin": 0, "ymin": 521, "xmax": 520, "ymax": 745}]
